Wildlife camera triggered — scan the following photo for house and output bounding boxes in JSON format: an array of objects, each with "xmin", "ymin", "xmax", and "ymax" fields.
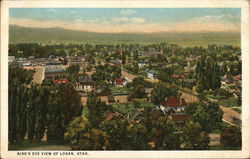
[
  {"xmin": 53, "ymin": 78, "xmax": 68, "ymax": 84},
  {"xmin": 45, "ymin": 66, "xmax": 66, "ymax": 80},
  {"xmin": 145, "ymin": 69, "xmax": 157, "ymax": 79},
  {"xmin": 78, "ymin": 75, "xmax": 93, "ymax": 90},
  {"xmin": 138, "ymin": 61, "xmax": 147, "ymax": 68},
  {"xmin": 169, "ymin": 114, "xmax": 187, "ymax": 125},
  {"xmin": 159, "ymin": 96, "xmax": 187, "ymax": 114},
  {"xmin": 114, "ymin": 77, "xmax": 127, "ymax": 87}
]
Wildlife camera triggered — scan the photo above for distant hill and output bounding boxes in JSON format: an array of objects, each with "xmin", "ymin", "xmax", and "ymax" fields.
[{"xmin": 9, "ymin": 25, "xmax": 241, "ymax": 47}]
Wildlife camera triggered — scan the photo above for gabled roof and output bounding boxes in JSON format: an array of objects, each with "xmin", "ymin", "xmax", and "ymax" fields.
[
  {"xmin": 115, "ymin": 78, "xmax": 123, "ymax": 85},
  {"xmin": 160, "ymin": 96, "xmax": 187, "ymax": 107},
  {"xmin": 170, "ymin": 114, "xmax": 187, "ymax": 123}
]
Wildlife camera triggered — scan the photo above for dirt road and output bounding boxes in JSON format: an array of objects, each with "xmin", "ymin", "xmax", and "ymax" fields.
[{"xmin": 24, "ymin": 66, "xmax": 45, "ymax": 84}]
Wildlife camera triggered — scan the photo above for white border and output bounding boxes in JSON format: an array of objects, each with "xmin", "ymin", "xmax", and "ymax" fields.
[{"xmin": 1, "ymin": 0, "xmax": 250, "ymax": 158}]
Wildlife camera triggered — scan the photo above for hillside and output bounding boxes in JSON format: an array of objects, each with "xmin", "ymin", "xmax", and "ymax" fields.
[{"xmin": 9, "ymin": 25, "xmax": 241, "ymax": 47}]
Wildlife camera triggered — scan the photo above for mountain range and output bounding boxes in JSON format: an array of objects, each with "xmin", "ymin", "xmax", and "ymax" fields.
[{"xmin": 9, "ymin": 25, "xmax": 240, "ymax": 47}]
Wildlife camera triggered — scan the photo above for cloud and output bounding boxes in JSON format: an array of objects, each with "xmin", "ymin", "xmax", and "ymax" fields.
[
  {"xmin": 131, "ymin": 17, "xmax": 145, "ymax": 23},
  {"xmin": 112, "ymin": 17, "xmax": 129, "ymax": 23},
  {"xmin": 119, "ymin": 9, "xmax": 137, "ymax": 15},
  {"xmin": 189, "ymin": 14, "xmax": 240, "ymax": 24},
  {"xmin": 111, "ymin": 17, "xmax": 145, "ymax": 24},
  {"xmin": 9, "ymin": 15, "xmax": 240, "ymax": 33}
]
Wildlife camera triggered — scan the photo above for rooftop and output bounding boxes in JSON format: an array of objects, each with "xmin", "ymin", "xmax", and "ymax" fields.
[{"xmin": 160, "ymin": 96, "xmax": 187, "ymax": 107}]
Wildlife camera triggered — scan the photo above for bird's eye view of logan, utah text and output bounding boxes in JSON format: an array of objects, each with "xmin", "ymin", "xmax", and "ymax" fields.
[{"xmin": 7, "ymin": 7, "xmax": 243, "ymax": 152}]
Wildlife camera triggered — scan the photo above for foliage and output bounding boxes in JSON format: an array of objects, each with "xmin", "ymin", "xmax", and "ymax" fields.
[
  {"xmin": 220, "ymin": 126, "xmax": 241, "ymax": 148},
  {"xmin": 151, "ymin": 82, "xmax": 180, "ymax": 105},
  {"xmin": 195, "ymin": 57, "xmax": 221, "ymax": 92},
  {"xmin": 92, "ymin": 64, "xmax": 121, "ymax": 84},
  {"xmin": 9, "ymin": 66, "xmax": 34, "ymax": 144},
  {"xmin": 185, "ymin": 102, "xmax": 223, "ymax": 133},
  {"xmin": 100, "ymin": 119, "xmax": 131, "ymax": 150},
  {"xmin": 47, "ymin": 83, "xmax": 83, "ymax": 143},
  {"xmin": 64, "ymin": 117, "xmax": 89, "ymax": 150},
  {"xmin": 181, "ymin": 120, "xmax": 210, "ymax": 150},
  {"xmin": 86, "ymin": 93, "xmax": 111, "ymax": 128}
]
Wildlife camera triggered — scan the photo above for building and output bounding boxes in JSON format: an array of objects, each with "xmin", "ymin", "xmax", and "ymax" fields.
[
  {"xmin": 138, "ymin": 61, "xmax": 147, "ymax": 68},
  {"xmin": 145, "ymin": 69, "xmax": 157, "ymax": 79},
  {"xmin": 159, "ymin": 96, "xmax": 187, "ymax": 114},
  {"xmin": 53, "ymin": 78, "xmax": 68, "ymax": 84},
  {"xmin": 13, "ymin": 57, "xmax": 29, "ymax": 66},
  {"xmin": 45, "ymin": 66, "xmax": 66, "ymax": 80},
  {"xmin": 114, "ymin": 77, "xmax": 127, "ymax": 87},
  {"xmin": 169, "ymin": 114, "xmax": 187, "ymax": 125},
  {"xmin": 78, "ymin": 75, "xmax": 93, "ymax": 90}
]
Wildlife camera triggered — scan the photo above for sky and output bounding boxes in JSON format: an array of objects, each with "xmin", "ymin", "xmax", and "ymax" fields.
[{"xmin": 9, "ymin": 8, "xmax": 241, "ymax": 33}]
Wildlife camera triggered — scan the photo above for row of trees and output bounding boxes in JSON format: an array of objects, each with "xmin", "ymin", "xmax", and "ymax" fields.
[{"xmin": 9, "ymin": 66, "xmax": 83, "ymax": 145}]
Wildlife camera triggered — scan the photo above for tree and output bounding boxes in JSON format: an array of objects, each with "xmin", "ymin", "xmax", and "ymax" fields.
[
  {"xmin": 151, "ymin": 82, "xmax": 180, "ymax": 105},
  {"xmin": 9, "ymin": 66, "xmax": 34, "ymax": 144},
  {"xmin": 181, "ymin": 120, "xmax": 210, "ymax": 150},
  {"xmin": 220, "ymin": 126, "xmax": 241, "ymax": 148},
  {"xmin": 47, "ymin": 83, "xmax": 83, "ymax": 143},
  {"xmin": 100, "ymin": 119, "xmax": 131, "ymax": 150},
  {"xmin": 78, "ymin": 128, "xmax": 110, "ymax": 150},
  {"xmin": 64, "ymin": 117, "xmax": 89, "ymax": 150},
  {"xmin": 132, "ymin": 85, "xmax": 147, "ymax": 98},
  {"xmin": 189, "ymin": 102, "xmax": 223, "ymax": 133},
  {"xmin": 86, "ymin": 93, "xmax": 110, "ymax": 128},
  {"xmin": 140, "ymin": 115, "xmax": 181, "ymax": 150}
]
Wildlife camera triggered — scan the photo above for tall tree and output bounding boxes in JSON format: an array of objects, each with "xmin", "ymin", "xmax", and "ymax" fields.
[{"xmin": 47, "ymin": 83, "xmax": 83, "ymax": 143}]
